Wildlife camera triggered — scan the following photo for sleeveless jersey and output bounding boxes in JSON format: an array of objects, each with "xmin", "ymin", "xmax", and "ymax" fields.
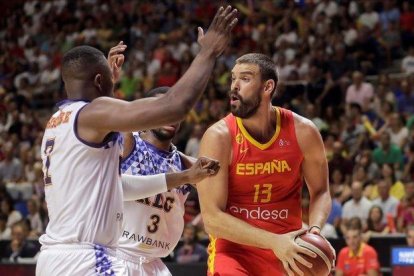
[
  {"xmin": 118, "ymin": 133, "xmax": 190, "ymax": 260},
  {"xmin": 40, "ymin": 100, "xmax": 124, "ymax": 249},
  {"xmin": 212, "ymin": 107, "xmax": 304, "ymax": 258}
]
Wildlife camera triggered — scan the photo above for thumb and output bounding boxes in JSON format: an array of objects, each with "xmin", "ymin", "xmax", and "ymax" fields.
[
  {"xmin": 197, "ymin": 27, "xmax": 204, "ymax": 40},
  {"xmin": 290, "ymin": 228, "xmax": 307, "ymax": 239}
]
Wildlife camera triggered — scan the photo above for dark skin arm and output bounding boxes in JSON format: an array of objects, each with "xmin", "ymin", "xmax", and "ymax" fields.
[{"xmin": 78, "ymin": 6, "xmax": 238, "ymax": 144}]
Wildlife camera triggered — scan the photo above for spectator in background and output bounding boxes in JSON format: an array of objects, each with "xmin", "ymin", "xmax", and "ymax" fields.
[
  {"xmin": 4, "ymin": 221, "xmax": 39, "ymax": 262},
  {"xmin": 175, "ymin": 223, "xmax": 207, "ymax": 264},
  {"xmin": 327, "ymin": 186, "xmax": 342, "ymax": 234},
  {"xmin": 372, "ymin": 179, "xmax": 399, "ymax": 225},
  {"xmin": 366, "ymin": 205, "xmax": 389, "ymax": 236},
  {"xmin": 401, "ymin": 46, "xmax": 414, "ymax": 74},
  {"xmin": 184, "ymin": 123, "xmax": 204, "ymax": 158},
  {"xmin": 366, "ymin": 164, "xmax": 405, "ymax": 201},
  {"xmin": 342, "ymin": 181, "xmax": 373, "ymax": 232},
  {"xmin": 345, "ymin": 71, "xmax": 374, "ymax": 109},
  {"xmin": 0, "ymin": 147, "xmax": 23, "ymax": 183},
  {"xmin": 397, "ymin": 79, "xmax": 414, "ymax": 116},
  {"xmin": 378, "ymin": 113, "xmax": 409, "ymax": 150},
  {"xmin": 373, "ymin": 132, "xmax": 404, "ymax": 169},
  {"xmin": 406, "ymin": 225, "xmax": 414, "ymax": 246},
  {"xmin": 336, "ymin": 219, "xmax": 380, "ymax": 276},
  {"xmin": 397, "ymin": 182, "xmax": 414, "ymax": 232},
  {"xmin": 26, "ymin": 198, "xmax": 43, "ymax": 238},
  {"xmin": 0, "ymin": 214, "xmax": 11, "ymax": 239},
  {"xmin": 358, "ymin": 2, "xmax": 379, "ymax": 31},
  {"xmin": 0, "ymin": 198, "xmax": 22, "ymax": 228},
  {"xmin": 330, "ymin": 169, "xmax": 351, "ymax": 204}
]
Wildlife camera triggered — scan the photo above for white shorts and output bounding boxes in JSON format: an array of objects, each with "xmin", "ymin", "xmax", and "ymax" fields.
[
  {"xmin": 116, "ymin": 251, "xmax": 171, "ymax": 276},
  {"xmin": 36, "ymin": 244, "xmax": 128, "ymax": 276}
]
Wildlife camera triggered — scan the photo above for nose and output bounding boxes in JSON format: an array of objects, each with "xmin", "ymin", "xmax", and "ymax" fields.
[{"xmin": 231, "ymin": 79, "xmax": 240, "ymax": 92}]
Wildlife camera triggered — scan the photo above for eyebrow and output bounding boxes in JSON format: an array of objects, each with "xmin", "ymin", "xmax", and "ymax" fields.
[{"xmin": 231, "ymin": 71, "xmax": 255, "ymax": 75}]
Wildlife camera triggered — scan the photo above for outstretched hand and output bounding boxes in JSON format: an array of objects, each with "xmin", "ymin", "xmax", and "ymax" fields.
[
  {"xmin": 107, "ymin": 41, "xmax": 127, "ymax": 83},
  {"xmin": 197, "ymin": 5, "xmax": 238, "ymax": 57},
  {"xmin": 186, "ymin": 156, "xmax": 220, "ymax": 185}
]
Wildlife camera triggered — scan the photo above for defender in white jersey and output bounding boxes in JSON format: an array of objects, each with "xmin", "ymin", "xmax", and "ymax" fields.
[
  {"xmin": 118, "ymin": 87, "xmax": 196, "ymax": 275},
  {"xmin": 37, "ymin": 7, "xmax": 238, "ymax": 276}
]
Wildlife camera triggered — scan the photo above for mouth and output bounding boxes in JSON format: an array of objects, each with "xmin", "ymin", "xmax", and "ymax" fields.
[{"xmin": 230, "ymin": 94, "xmax": 240, "ymax": 105}]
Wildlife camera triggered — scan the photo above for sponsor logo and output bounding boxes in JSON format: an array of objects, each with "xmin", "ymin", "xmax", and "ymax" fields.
[
  {"xmin": 236, "ymin": 159, "xmax": 291, "ymax": 175},
  {"xmin": 235, "ymin": 133, "xmax": 244, "ymax": 144},
  {"xmin": 229, "ymin": 205, "xmax": 288, "ymax": 220},
  {"xmin": 278, "ymin": 139, "xmax": 290, "ymax": 147},
  {"xmin": 122, "ymin": 230, "xmax": 171, "ymax": 250}
]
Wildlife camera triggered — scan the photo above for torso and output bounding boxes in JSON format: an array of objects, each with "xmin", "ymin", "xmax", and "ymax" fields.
[
  {"xmin": 118, "ymin": 133, "xmax": 190, "ymax": 260},
  {"xmin": 40, "ymin": 101, "xmax": 123, "ymax": 249}
]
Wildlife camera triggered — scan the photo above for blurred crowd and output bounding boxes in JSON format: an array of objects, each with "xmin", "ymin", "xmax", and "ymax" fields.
[{"xmin": 1, "ymin": 0, "xmax": 414, "ymax": 267}]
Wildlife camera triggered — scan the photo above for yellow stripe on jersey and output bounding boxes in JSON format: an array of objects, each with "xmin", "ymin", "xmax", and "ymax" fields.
[
  {"xmin": 236, "ymin": 107, "xmax": 281, "ymax": 150},
  {"xmin": 207, "ymin": 235, "xmax": 217, "ymax": 275}
]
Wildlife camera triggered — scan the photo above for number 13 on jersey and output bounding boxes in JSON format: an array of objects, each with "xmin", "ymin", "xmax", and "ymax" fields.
[{"xmin": 253, "ymin": 184, "xmax": 272, "ymax": 203}]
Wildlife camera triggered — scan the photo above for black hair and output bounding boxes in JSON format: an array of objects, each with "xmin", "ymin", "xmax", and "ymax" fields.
[
  {"xmin": 236, "ymin": 53, "xmax": 278, "ymax": 96},
  {"xmin": 145, "ymin": 86, "xmax": 170, "ymax": 98},
  {"xmin": 62, "ymin": 45, "xmax": 108, "ymax": 80}
]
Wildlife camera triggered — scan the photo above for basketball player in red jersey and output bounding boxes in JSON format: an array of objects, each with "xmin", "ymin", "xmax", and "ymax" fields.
[{"xmin": 197, "ymin": 53, "xmax": 331, "ymax": 276}]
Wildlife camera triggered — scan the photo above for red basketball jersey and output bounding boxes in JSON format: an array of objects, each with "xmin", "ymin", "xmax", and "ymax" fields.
[{"xmin": 209, "ymin": 107, "xmax": 304, "ymax": 274}]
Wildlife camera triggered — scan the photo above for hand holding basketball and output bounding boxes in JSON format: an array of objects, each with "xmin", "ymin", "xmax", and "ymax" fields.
[
  {"xmin": 270, "ymin": 229, "xmax": 316, "ymax": 276},
  {"xmin": 294, "ymin": 232, "xmax": 336, "ymax": 276}
]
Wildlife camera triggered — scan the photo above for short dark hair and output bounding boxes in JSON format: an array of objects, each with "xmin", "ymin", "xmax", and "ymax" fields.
[
  {"xmin": 145, "ymin": 86, "xmax": 170, "ymax": 98},
  {"xmin": 236, "ymin": 53, "xmax": 278, "ymax": 95},
  {"xmin": 62, "ymin": 46, "xmax": 107, "ymax": 80}
]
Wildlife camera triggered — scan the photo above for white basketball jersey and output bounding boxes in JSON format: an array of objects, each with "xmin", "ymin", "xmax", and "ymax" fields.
[
  {"xmin": 40, "ymin": 100, "xmax": 124, "ymax": 249},
  {"xmin": 118, "ymin": 133, "xmax": 190, "ymax": 259}
]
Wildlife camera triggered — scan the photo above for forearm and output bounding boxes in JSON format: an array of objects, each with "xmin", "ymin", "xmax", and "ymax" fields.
[
  {"xmin": 203, "ymin": 210, "xmax": 275, "ymax": 250},
  {"xmin": 164, "ymin": 51, "xmax": 216, "ymax": 119},
  {"xmin": 121, "ymin": 174, "xmax": 167, "ymax": 201},
  {"xmin": 121, "ymin": 171, "xmax": 192, "ymax": 201},
  {"xmin": 309, "ymin": 189, "xmax": 331, "ymax": 228}
]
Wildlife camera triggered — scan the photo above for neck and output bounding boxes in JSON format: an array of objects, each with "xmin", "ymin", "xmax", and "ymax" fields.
[
  {"xmin": 239, "ymin": 104, "xmax": 276, "ymax": 143},
  {"xmin": 66, "ymin": 81, "xmax": 100, "ymax": 102},
  {"xmin": 140, "ymin": 131, "xmax": 172, "ymax": 152}
]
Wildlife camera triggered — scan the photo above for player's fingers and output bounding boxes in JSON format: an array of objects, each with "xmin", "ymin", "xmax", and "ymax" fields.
[
  {"xmin": 296, "ymin": 245, "xmax": 316, "ymax": 258},
  {"xmin": 109, "ymin": 45, "xmax": 127, "ymax": 56},
  {"xmin": 226, "ymin": 17, "xmax": 238, "ymax": 33},
  {"xmin": 223, "ymin": 8, "xmax": 237, "ymax": 26},
  {"xmin": 217, "ymin": 5, "xmax": 232, "ymax": 28},
  {"xmin": 282, "ymin": 261, "xmax": 294, "ymax": 276},
  {"xmin": 116, "ymin": 55, "xmax": 125, "ymax": 67},
  {"xmin": 210, "ymin": 6, "xmax": 224, "ymax": 29},
  {"xmin": 197, "ymin": 27, "xmax": 204, "ymax": 41},
  {"xmin": 294, "ymin": 254, "xmax": 313, "ymax": 268},
  {"xmin": 288, "ymin": 259, "xmax": 304, "ymax": 276},
  {"xmin": 290, "ymin": 228, "xmax": 307, "ymax": 238}
]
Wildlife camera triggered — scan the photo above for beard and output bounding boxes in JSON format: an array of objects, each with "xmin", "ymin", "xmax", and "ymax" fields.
[
  {"xmin": 229, "ymin": 89, "xmax": 261, "ymax": 119},
  {"xmin": 151, "ymin": 128, "xmax": 175, "ymax": 141}
]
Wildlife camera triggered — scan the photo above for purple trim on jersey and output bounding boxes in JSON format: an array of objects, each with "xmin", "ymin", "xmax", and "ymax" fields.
[
  {"xmin": 94, "ymin": 244, "xmax": 115, "ymax": 275},
  {"xmin": 56, "ymin": 99, "xmax": 91, "ymax": 108},
  {"xmin": 121, "ymin": 134, "xmax": 136, "ymax": 162},
  {"xmin": 74, "ymin": 104, "xmax": 120, "ymax": 149}
]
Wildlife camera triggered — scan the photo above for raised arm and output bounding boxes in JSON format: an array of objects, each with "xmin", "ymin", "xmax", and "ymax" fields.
[
  {"xmin": 197, "ymin": 121, "xmax": 315, "ymax": 276},
  {"xmin": 78, "ymin": 6, "xmax": 238, "ymax": 144},
  {"xmin": 294, "ymin": 114, "xmax": 331, "ymax": 234}
]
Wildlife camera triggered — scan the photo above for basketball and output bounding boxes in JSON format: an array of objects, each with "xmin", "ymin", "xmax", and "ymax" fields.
[{"xmin": 294, "ymin": 233, "xmax": 336, "ymax": 276}]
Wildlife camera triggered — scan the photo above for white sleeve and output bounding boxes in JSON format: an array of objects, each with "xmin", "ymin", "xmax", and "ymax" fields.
[{"xmin": 121, "ymin": 173, "xmax": 167, "ymax": 201}]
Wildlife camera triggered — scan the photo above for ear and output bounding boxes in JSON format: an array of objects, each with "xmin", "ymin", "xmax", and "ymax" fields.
[
  {"xmin": 94, "ymin": 74, "xmax": 102, "ymax": 92},
  {"xmin": 264, "ymin": 79, "xmax": 276, "ymax": 98}
]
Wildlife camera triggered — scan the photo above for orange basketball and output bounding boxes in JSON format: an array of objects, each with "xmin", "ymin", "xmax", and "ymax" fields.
[{"xmin": 294, "ymin": 233, "xmax": 336, "ymax": 276}]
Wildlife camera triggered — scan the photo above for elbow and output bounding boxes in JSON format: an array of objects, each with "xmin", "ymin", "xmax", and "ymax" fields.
[{"xmin": 202, "ymin": 212, "xmax": 219, "ymax": 236}]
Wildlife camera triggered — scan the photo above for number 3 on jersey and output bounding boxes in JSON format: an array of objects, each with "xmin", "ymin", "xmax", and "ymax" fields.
[
  {"xmin": 253, "ymin": 184, "xmax": 272, "ymax": 203},
  {"xmin": 43, "ymin": 138, "xmax": 55, "ymax": 186},
  {"xmin": 147, "ymin": 214, "xmax": 160, "ymax": 233}
]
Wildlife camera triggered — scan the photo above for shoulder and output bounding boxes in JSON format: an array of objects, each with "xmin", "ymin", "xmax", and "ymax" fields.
[
  {"xmin": 203, "ymin": 120, "xmax": 231, "ymax": 142},
  {"xmin": 363, "ymin": 244, "xmax": 378, "ymax": 255},
  {"xmin": 338, "ymin": 247, "xmax": 349, "ymax": 259},
  {"xmin": 292, "ymin": 112, "xmax": 323, "ymax": 151}
]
